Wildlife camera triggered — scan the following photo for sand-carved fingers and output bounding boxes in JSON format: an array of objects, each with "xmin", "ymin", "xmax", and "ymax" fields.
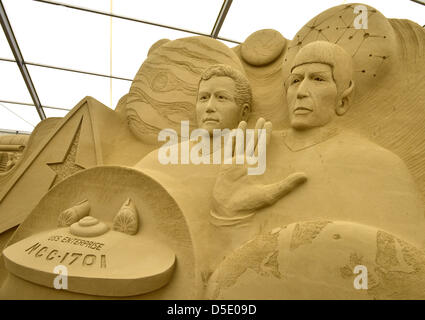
[{"xmin": 211, "ymin": 118, "xmax": 307, "ymax": 225}]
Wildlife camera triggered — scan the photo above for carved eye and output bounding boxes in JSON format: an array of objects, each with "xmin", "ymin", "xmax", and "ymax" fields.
[
  {"xmin": 291, "ymin": 79, "xmax": 300, "ymax": 85},
  {"xmin": 314, "ymin": 77, "xmax": 324, "ymax": 82},
  {"xmin": 199, "ymin": 95, "xmax": 209, "ymax": 101},
  {"xmin": 218, "ymin": 95, "xmax": 227, "ymax": 101}
]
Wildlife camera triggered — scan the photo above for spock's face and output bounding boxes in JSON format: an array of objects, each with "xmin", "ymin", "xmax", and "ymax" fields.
[
  {"xmin": 286, "ymin": 63, "xmax": 338, "ymax": 130},
  {"xmin": 196, "ymin": 76, "xmax": 244, "ymax": 134}
]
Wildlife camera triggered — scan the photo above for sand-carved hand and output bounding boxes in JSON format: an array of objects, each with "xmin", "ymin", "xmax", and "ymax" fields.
[{"xmin": 210, "ymin": 118, "xmax": 307, "ymax": 225}]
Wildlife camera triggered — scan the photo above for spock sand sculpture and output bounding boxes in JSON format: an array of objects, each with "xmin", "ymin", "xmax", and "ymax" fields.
[{"xmin": 206, "ymin": 41, "xmax": 425, "ymax": 299}]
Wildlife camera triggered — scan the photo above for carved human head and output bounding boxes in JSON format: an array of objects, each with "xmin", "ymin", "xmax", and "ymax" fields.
[
  {"xmin": 196, "ymin": 64, "xmax": 252, "ymax": 134},
  {"xmin": 286, "ymin": 41, "xmax": 355, "ymax": 130}
]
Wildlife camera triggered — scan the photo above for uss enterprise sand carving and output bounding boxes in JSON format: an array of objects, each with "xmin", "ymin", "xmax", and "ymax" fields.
[{"xmin": 0, "ymin": 3, "xmax": 425, "ymax": 299}]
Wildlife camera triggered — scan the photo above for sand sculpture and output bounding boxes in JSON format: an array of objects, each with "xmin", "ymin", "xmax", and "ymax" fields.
[
  {"xmin": 0, "ymin": 135, "xmax": 28, "ymax": 173},
  {"xmin": 0, "ymin": 3, "xmax": 425, "ymax": 299}
]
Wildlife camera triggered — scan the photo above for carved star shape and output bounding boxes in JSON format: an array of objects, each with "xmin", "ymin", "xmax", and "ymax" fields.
[{"xmin": 47, "ymin": 123, "xmax": 85, "ymax": 188}]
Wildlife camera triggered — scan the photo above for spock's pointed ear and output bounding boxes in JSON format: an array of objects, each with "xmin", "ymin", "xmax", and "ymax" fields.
[{"xmin": 336, "ymin": 80, "xmax": 354, "ymax": 116}]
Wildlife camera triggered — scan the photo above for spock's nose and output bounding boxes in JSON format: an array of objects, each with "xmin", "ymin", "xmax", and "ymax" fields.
[{"xmin": 296, "ymin": 79, "xmax": 310, "ymax": 99}]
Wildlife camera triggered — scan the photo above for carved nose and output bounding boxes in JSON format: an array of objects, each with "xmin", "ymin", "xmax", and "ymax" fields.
[
  {"xmin": 297, "ymin": 91, "xmax": 309, "ymax": 99},
  {"xmin": 296, "ymin": 80, "xmax": 309, "ymax": 99},
  {"xmin": 206, "ymin": 100, "xmax": 216, "ymax": 112}
]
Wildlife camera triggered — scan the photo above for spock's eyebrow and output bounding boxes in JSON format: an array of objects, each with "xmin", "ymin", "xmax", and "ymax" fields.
[
  {"xmin": 287, "ymin": 73, "xmax": 303, "ymax": 81},
  {"xmin": 285, "ymin": 74, "xmax": 302, "ymax": 86},
  {"xmin": 309, "ymin": 71, "xmax": 332, "ymax": 76}
]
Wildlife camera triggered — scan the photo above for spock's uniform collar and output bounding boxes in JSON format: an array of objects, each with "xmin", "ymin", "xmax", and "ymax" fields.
[{"xmin": 282, "ymin": 125, "xmax": 340, "ymax": 152}]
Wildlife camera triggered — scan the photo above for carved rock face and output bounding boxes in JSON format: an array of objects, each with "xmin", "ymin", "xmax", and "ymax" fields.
[
  {"xmin": 0, "ymin": 152, "xmax": 19, "ymax": 172},
  {"xmin": 196, "ymin": 76, "xmax": 243, "ymax": 134},
  {"xmin": 281, "ymin": 4, "xmax": 397, "ymax": 103},
  {"xmin": 287, "ymin": 63, "xmax": 339, "ymax": 130},
  {"xmin": 57, "ymin": 199, "xmax": 90, "ymax": 227},
  {"xmin": 0, "ymin": 166, "xmax": 197, "ymax": 299},
  {"xmin": 0, "ymin": 134, "xmax": 27, "ymax": 173},
  {"xmin": 1, "ymin": 3, "xmax": 425, "ymax": 301},
  {"xmin": 241, "ymin": 29, "xmax": 286, "ymax": 67},
  {"xmin": 2, "ymin": 228, "xmax": 175, "ymax": 297},
  {"xmin": 125, "ymin": 36, "xmax": 244, "ymax": 144},
  {"xmin": 112, "ymin": 198, "xmax": 139, "ymax": 235},
  {"xmin": 70, "ymin": 216, "xmax": 109, "ymax": 238},
  {"xmin": 206, "ymin": 221, "xmax": 425, "ymax": 300}
]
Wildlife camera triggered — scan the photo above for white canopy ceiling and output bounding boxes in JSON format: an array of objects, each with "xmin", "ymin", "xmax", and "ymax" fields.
[{"xmin": 0, "ymin": 0, "xmax": 424, "ymax": 133}]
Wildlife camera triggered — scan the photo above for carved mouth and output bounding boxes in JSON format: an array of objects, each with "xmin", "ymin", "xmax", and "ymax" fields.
[
  {"xmin": 203, "ymin": 118, "xmax": 219, "ymax": 123},
  {"xmin": 294, "ymin": 107, "xmax": 312, "ymax": 115}
]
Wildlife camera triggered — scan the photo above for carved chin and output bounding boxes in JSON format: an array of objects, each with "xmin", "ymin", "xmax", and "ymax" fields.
[
  {"xmin": 290, "ymin": 116, "xmax": 333, "ymax": 130},
  {"xmin": 290, "ymin": 119, "xmax": 314, "ymax": 130},
  {"xmin": 201, "ymin": 121, "xmax": 221, "ymax": 132}
]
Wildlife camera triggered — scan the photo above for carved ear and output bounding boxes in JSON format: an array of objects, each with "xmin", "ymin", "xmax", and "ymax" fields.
[
  {"xmin": 240, "ymin": 103, "xmax": 250, "ymax": 121},
  {"xmin": 113, "ymin": 198, "xmax": 139, "ymax": 235},
  {"xmin": 336, "ymin": 80, "xmax": 355, "ymax": 116}
]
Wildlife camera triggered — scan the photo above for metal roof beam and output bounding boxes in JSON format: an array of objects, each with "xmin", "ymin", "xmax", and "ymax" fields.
[
  {"xmin": 211, "ymin": 0, "xmax": 233, "ymax": 39},
  {"xmin": 0, "ymin": 99, "xmax": 69, "ymax": 111},
  {"xmin": 0, "ymin": 128, "xmax": 31, "ymax": 135},
  {"xmin": 0, "ymin": 57, "xmax": 132, "ymax": 81},
  {"xmin": 0, "ymin": 0, "xmax": 46, "ymax": 120},
  {"xmin": 34, "ymin": 0, "xmax": 210, "ymax": 37},
  {"xmin": 410, "ymin": 0, "xmax": 425, "ymax": 6}
]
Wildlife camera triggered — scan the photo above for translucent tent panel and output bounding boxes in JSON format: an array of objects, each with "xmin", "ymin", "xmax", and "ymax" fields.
[
  {"xmin": 0, "ymin": 60, "xmax": 32, "ymax": 103},
  {"xmin": 0, "ymin": 102, "xmax": 40, "ymax": 132},
  {"xmin": 111, "ymin": 17, "xmax": 197, "ymax": 79},
  {"xmin": 3, "ymin": 0, "xmax": 110, "ymax": 76},
  {"xmin": 28, "ymin": 64, "xmax": 131, "ymax": 110},
  {"xmin": 111, "ymin": 77, "xmax": 131, "ymax": 110},
  {"xmin": 220, "ymin": 0, "xmax": 425, "ymax": 42},
  {"xmin": 44, "ymin": 107, "xmax": 70, "ymax": 118},
  {"xmin": 0, "ymin": 25, "xmax": 14, "ymax": 59},
  {"xmin": 60, "ymin": 0, "xmax": 224, "ymax": 34},
  {"xmin": 58, "ymin": 0, "xmax": 110, "ymax": 12},
  {"xmin": 3, "ymin": 0, "xmax": 208, "ymax": 80}
]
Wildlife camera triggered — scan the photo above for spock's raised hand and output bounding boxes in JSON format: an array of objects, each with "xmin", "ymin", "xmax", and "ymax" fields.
[{"xmin": 210, "ymin": 118, "xmax": 307, "ymax": 226}]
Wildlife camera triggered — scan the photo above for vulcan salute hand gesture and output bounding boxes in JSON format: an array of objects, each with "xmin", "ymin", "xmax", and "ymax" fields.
[{"xmin": 210, "ymin": 118, "xmax": 307, "ymax": 225}]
